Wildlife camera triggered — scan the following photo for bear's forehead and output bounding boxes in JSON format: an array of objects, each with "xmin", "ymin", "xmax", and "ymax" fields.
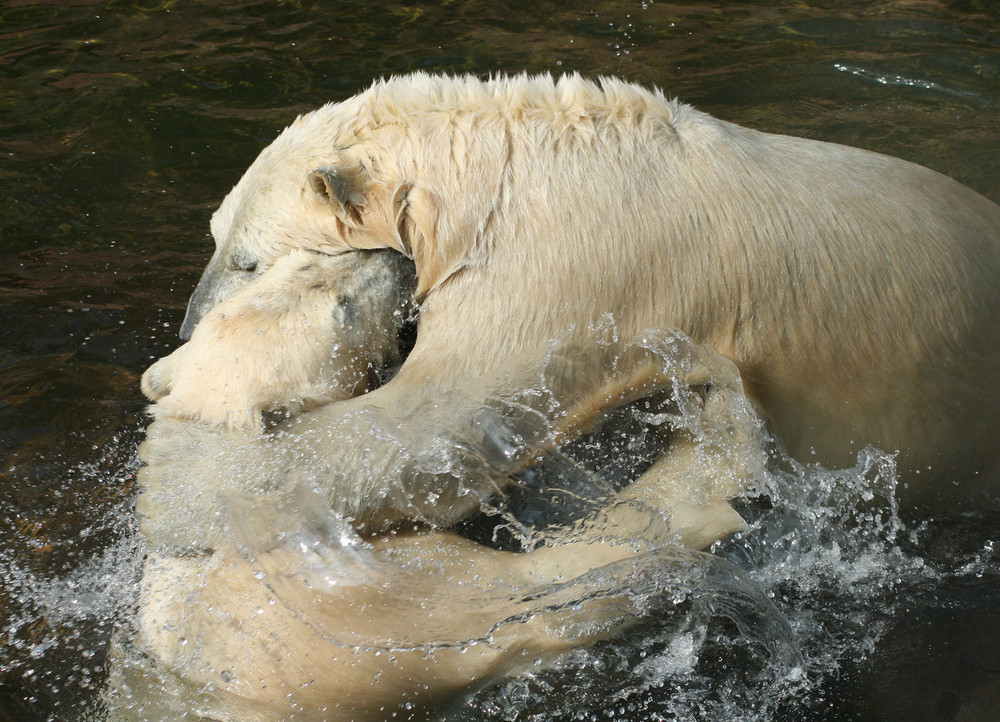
[{"xmin": 211, "ymin": 130, "xmax": 330, "ymax": 237}]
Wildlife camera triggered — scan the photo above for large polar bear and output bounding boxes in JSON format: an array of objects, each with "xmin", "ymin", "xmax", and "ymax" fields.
[
  {"xmin": 129, "ymin": 72, "xmax": 1000, "ymax": 718},
  {"xmin": 162, "ymin": 72, "xmax": 1000, "ymax": 523}
]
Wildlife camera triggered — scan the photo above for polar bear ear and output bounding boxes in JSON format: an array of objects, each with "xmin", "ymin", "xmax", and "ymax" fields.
[
  {"xmin": 308, "ymin": 164, "xmax": 369, "ymax": 227},
  {"xmin": 392, "ymin": 183, "xmax": 465, "ymax": 299}
]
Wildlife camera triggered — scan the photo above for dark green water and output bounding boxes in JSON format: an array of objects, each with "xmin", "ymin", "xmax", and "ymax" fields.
[{"xmin": 1, "ymin": 1, "xmax": 998, "ymax": 720}]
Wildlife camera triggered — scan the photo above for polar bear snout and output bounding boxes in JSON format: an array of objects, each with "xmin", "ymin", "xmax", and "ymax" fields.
[{"xmin": 179, "ymin": 256, "xmax": 261, "ymax": 341}]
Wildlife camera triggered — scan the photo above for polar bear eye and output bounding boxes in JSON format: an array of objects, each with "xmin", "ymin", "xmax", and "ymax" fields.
[{"xmin": 231, "ymin": 251, "xmax": 258, "ymax": 273}]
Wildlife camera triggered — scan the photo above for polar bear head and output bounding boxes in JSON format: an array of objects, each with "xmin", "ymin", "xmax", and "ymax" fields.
[
  {"xmin": 180, "ymin": 73, "xmax": 674, "ymax": 339},
  {"xmin": 146, "ymin": 248, "xmax": 414, "ymax": 430}
]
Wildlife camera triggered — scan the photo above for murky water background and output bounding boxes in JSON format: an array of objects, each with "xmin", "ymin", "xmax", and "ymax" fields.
[{"xmin": 1, "ymin": 1, "xmax": 999, "ymax": 720}]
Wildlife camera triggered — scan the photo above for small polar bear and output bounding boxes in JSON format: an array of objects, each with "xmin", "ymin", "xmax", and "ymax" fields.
[{"xmin": 121, "ymin": 249, "xmax": 768, "ymax": 721}]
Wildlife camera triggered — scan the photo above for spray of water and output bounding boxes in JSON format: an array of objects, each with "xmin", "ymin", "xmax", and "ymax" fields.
[{"xmin": 4, "ymin": 327, "xmax": 984, "ymax": 721}]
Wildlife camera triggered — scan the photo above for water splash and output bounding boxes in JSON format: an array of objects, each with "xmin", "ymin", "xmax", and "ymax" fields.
[
  {"xmin": 0, "ymin": 444, "xmax": 143, "ymax": 720},
  {"xmin": 455, "ymin": 443, "xmax": 941, "ymax": 721},
  {"xmin": 2, "ymin": 332, "xmax": 981, "ymax": 721}
]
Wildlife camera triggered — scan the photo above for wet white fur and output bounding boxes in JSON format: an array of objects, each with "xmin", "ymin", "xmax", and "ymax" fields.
[
  {"xmin": 127, "ymin": 327, "xmax": 762, "ymax": 721},
  {"xmin": 122, "ymin": 71, "xmax": 1000, "ymax": 721}
]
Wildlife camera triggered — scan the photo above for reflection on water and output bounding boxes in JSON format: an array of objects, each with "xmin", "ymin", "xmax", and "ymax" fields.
[{"xmin": 1, "ymin": 1, "xmax": 999, "ymax": 720}]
